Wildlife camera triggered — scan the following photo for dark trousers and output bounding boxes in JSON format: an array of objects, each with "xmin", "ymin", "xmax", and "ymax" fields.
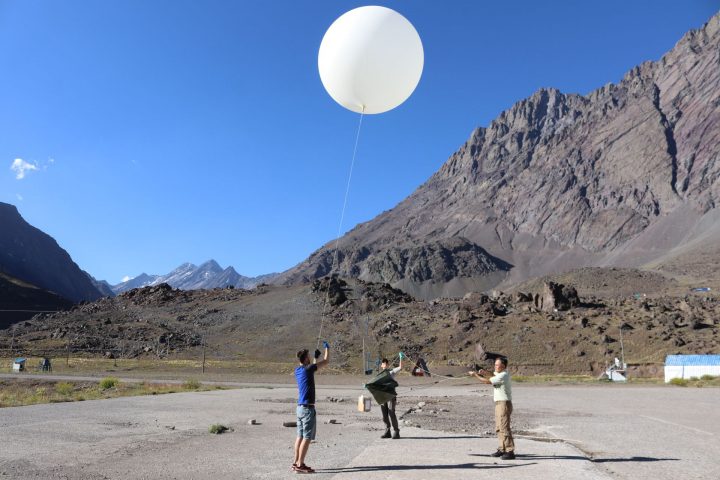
[{"xmin": 381, "ymin": 397, "xmax": 399, "ymax": 431}]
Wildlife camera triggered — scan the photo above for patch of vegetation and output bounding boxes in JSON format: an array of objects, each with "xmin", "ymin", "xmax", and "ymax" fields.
[
  {"xmin": 208, "ymin": 424, "xmax": 229, "ymax": 434},
  {"xmin": 669, "ymin": 378, "xmax": 689, "ymax": 387},
  {"xmin": 99, "ymin": 377, "xmax": 120, "ymax": 390},
  {"xmin": 55, "ymin": 382, "xmax": 74, "ymax": 395},
  {"xmin": 0, "ymin": 378, "xmax": 231, "ymax": 408},
  {"xmin": 668, "ymin": 375, "xmax": 720, "ymax": 387},
  {"xmin": 183, "ymin": 378, "xmax": 201, "ymax": 390}
]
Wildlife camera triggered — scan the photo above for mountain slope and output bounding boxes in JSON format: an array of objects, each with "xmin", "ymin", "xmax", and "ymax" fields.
[
  {"xmin": 0, "ymin": 203, "xmax": 103, "ymax": 303},
  {"xmin": 278, "ymin": 12, "xmax": 720, "ymax": 299},
  {"xmin": 0, "ymin": 272, "xmax": 74, "ymax": 327}
]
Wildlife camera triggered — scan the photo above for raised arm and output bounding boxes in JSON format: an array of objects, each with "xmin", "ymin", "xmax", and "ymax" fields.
[{"xmin": 315, "ymin": 341, "xmax": 330, "ymax": 369}]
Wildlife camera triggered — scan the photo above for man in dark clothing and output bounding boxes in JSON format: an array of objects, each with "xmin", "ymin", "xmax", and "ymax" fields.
[
  {"xmin": 292, "ymin": 341, "xmax": 329, "ymax": 474},
  {"xmin": 379, "ymin": 353, "xmax": 403, "ymax": 439}
]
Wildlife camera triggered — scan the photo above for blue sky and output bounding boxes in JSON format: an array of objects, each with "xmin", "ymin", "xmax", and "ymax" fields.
[{"xmin": 1, "ymin": 1, "xmax": 717, "ymax": 283}]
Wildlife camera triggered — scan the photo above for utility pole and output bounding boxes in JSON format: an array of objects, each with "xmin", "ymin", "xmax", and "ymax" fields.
[
  {"xmin": 619, "ymin": 325, "xmax": 626, "ymax": 369},
  {"xmin": 201, "ymin": 336, "xmax": 206, "ymax": 374}
]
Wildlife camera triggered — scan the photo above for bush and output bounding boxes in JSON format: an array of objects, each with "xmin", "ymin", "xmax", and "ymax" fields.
[
  {"xmin": 209, "ymin": 424, "xmax": 229, "ymax": 434},
  {"xmin": 183, "ymin": 379, "xmax": 201, "ymax": 390},
  {"xmin": 700, "ymin": 374, "xmax": 717, "ymax": 381},
  {"xmin": 669, "ymin": 377, "xmax": 688, "ymax": 387},
  {"xmin": 55, "ymin": 382, "xmax": 74, "ymax": 395},
  {"xmin": 99, "ymin": 377, "xmax": 120, "ymax": 390}
]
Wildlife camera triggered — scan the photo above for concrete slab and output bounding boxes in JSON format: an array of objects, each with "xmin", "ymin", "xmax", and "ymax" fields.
[
  {"xmin": 0, "ymin": 382, "xmax": 717, "ymax": 479},
  {"xmin": 322, "ymin": 428, "xmax": 611, "ymax": 479}
]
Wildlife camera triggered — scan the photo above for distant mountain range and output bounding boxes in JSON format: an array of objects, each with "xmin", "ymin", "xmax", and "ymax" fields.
[
  {"xmin": 111, "ymin": 260, "xmax": 279, "ymax": 294},
  {"xmin": 0, "ymin": 202, "xmax": 278, "ymax": 318},
  {"xmin": 277, "ymin": 12, "xmax": 720, "ymax": 299}
]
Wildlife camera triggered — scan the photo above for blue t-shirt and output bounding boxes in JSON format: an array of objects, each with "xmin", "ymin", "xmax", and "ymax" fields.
[{"xmin": 295, "ymin": 364, "xmax": 318, "ymax": 405}]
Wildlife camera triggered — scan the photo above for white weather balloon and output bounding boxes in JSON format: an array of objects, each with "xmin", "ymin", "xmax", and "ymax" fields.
[{"xmin": 318, "ymin": 6, "xmax": 424, "ymax": 114}]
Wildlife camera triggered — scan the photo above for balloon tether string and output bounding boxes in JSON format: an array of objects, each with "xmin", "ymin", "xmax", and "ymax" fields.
[{"xmin": 317, "ymin": 107, "xmax": 365, "ymax": 348}]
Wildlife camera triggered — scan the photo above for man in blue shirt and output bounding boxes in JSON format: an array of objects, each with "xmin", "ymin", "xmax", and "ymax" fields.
[{"xmin": 292, "ymin": 341, "xmax": 329, "ymax": 474}]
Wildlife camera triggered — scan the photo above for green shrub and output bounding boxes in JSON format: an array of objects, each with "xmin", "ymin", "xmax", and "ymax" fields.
[
  {"xmin": 700, "ymin": 374, "xmax": 717, "ymax": 381},
  {"xmin": 209, "ymin": 424, "xmax": 229, "ymax": 434},
  {"xmin": 55, "ymin": 382, "xmax": 74, "ymax": 395},
  {"xmin": 99, "ymin": 377, "xmax": 120, "ymax": 390},
  {"xmin": 183, "ymin": 379, "xmax": 201, "ymax": 390},
  {"xmin": 669, "ymin": 377, "xmax": 688, "ymax": 387}
]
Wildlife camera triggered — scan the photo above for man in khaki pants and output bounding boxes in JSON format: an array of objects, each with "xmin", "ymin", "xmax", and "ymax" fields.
[{"xmin": 468, "ymin": 357, "xmax": 515, "ymax": 459}]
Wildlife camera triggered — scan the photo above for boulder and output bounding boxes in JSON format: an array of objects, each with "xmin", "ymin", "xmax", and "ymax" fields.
[{"xmin": 534, "ymin": 282, "xmax": 580, "ymax": 312}]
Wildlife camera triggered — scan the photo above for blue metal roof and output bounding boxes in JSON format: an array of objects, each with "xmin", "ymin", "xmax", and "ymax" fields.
[{"xmin": 665, "ymin": 355, "xmax": 720, "ymax": 366}]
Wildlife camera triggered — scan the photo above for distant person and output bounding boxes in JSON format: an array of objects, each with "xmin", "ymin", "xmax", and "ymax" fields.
[
  {"xmin": 379, "ymin": 353, "xmax": 404, "ymax": 439},
  {"xmin": 292, "ymin": 341, "xmax": 329, "ymax": 474},
  {"xmin": 468, "ymin": 357, "xmax": 515, "ymax": 460}
]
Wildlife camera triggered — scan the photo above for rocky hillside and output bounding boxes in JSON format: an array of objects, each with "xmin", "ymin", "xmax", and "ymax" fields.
[
  {"xmin": 278, "ymin": 13, "xmax": 720, "ymax": 299},
  {"xmin": 0, "ymin": 202, "xmax": 103, "ymax": 303},
  {"xmin": 112, "ymin": 260, "xmax": 279, "ymax": 294},
  {"xmin": 3, "ymin": 269, "xmax": 718, "ymax": 375}
]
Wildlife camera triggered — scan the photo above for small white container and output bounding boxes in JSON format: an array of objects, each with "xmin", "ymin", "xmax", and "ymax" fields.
[{"xmin": 357, "ymin": 394, "xmax": 372, "ymax": 412}]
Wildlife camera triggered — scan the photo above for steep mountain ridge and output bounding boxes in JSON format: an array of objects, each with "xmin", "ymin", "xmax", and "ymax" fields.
[
  {"xmin": 277, "ymin": 12, "xmax": 720, "ymax": 299},
  {"xmin": 0, "ymin": 202, "xmax": 102, "ymax": 303}
]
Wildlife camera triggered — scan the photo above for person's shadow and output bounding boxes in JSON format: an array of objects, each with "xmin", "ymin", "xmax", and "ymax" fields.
[
  {"xmin": 319, "ymin": 461, "xmax": 537, "ymax": 474},
  {"xmin": 470, "ymin": 453, "xmax": 679, "ymax": 463}
]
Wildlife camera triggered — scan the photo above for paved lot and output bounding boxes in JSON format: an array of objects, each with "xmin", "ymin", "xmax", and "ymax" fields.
[{"xmin": 0, "ymin": 380, "xmax": 718, "ymax": 479}]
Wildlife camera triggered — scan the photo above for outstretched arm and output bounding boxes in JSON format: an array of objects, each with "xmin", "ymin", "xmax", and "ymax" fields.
[{"xmin": 468, "ymin": 369, "xmax": 492, "ymax": 384}]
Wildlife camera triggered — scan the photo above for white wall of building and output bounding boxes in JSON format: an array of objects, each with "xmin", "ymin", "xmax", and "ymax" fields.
[{"xmin": 664, "ymin": 365, "xmax": 720, "ymax": 382}]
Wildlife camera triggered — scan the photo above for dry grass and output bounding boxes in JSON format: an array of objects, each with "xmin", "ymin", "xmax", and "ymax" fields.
[
  {"xmin": 0, "ymin": 378, "xmax": 226, "ymax": 408},
  {"xmin": 668, "ymin": 375, "xmax": 720, "ymax": 387},
  {"xmin": 0, "ymin": 356, "xmax": 296, "ymax": 377}
]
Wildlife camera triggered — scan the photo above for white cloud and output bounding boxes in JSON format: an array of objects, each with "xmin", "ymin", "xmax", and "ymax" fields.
[
  {"xmin": 122, "ymin": 275, "xmax": 131, "ymax": 282},
  {"xmin": 10, "ymin": 158, "xmax": 38, "ymax": 180},
  {"xmin": 16, "ymin": 194, "xmax": 23, "ymax": 201}
]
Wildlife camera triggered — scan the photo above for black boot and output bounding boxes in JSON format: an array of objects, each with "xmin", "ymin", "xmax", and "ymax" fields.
[
  {"xmin": 381, "ymin": 429, "xmax": 391, "ymax": 439},
  {"xmin": 392, "ymin": 430, "xmax": 400, "ymax": 439}
]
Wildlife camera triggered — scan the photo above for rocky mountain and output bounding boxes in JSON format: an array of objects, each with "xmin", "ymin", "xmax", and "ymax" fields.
[
  {"xmin": 112, "ymin": 260, "xmax": 279, "ymax": 294},
  {"xmin": 277, "ymin": 13, "xmax": 720, "ymax": 299},
  {"xmin": 4, "ymin": 270, "xmax": 718, "ymax": 375},
  {"xmin": 0, "ymin": 202, "xmax": 103, "ymax": 303},
  {"xmin": 87, "ymin": 275, "xmax": 115, "ymax": 298}
]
